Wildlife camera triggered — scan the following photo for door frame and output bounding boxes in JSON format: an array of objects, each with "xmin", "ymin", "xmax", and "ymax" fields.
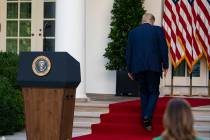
[
  {"xmin": 31, "ymin": 0, "xmax": 43, "ymax": 51},
  {"xmin": 0, "ymin": 0, "xmax": 7, "ymax": 52}
]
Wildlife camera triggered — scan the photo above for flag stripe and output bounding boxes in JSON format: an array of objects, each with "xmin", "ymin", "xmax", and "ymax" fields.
[
  {"xmin": 197, "ymin": 16, "xmax": 210, "ymax": 45},
  {"xmin": 163, "ymin": 0, "xmax": 185, "ymax": 66},
  {"xmin": 197, "ymin": 0, "xmax": 210, "ymax": 25}
]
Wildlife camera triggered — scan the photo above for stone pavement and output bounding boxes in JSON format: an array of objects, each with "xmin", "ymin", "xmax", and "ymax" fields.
[{"xmin": 2, "ymin": 131, "xmax": 26, "ymax": 140}]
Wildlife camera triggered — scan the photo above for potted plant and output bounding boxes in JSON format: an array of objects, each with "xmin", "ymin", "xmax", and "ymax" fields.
[{"xmin": 104, "ymin": 0, "xmax": 145, "ymax": 96}]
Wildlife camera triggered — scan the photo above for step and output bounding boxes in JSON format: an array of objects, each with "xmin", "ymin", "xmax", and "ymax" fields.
[
  {"xmin": 73, "ymin": 111, "xmax": 104, "ymax": 126},
  {"xmin": 73, "ymin": 101, "xmax": 210, "ymax": 138},
  {"xmin": 90, "ymin": 124, "xmax": 210, "ymax": 138},
  {"xmin": 74, "ymin": 111, "xmax": 105, "ymax": 117},
  {"xmin": 195, "ymin": 125, "xmax": 210, "ymax": 138},
  {"xmin": 72, "ymin": 128, "xmax": 91, "ymax": 137},
  {"xmin": 194, "ymin": 115, "xmax": 210, "ymax": 126},
  {"xmin": 72, "ymin": 132, "xmax": 90, "ymax": 138},
  {"xmin": 91, "ymin": 122, "xmax": 163, "ymax": 136},
  {"xmin": 74, "ymin": 116, "xmax": 100, "ymax": 123},
  {"xmin": 73, "ymin": 111, "xmax": 103, "ymax": 137},
  {"xmin": 109, "ymin": 105, "xmax": 210, "ymax": 114},
  {"xmin": 73, "ymin": 122, "xmax": 97, "ymax": 128},
  {"xmin": 192, "ymin": 106, "xmax": 210, "ymax": 116},
  {"xmin": 75, "ymin": 101, "xmax": 110, "ymax": 112},
  {"xmin": 100, "ymin": 113, "xmax": 210, "ymax": 126}
]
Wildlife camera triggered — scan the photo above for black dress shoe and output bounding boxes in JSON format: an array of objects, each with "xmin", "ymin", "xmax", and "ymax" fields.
[{"xmin": 143, "ymin": 118, "xmax": 152, "ymax": 131}]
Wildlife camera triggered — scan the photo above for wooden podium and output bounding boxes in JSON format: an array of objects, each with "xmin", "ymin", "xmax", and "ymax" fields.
[{"xmin": 17, "ymin": 52, "xmax": 81, "ymax": 140}]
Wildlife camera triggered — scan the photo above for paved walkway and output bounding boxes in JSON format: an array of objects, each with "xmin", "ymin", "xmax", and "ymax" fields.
[{"xmin": 2, "ymin": 131, "xmax": 26, "ymax": 140}]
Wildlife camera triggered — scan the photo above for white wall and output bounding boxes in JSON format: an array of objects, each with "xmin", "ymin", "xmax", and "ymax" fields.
[
  {"xmin": 86, "ymin": 0, "xmax": 116, "ymax": 94},
  {"xmin": 144, "ymin": 0, "xmax": 164, "ymax": 26},
  {"xmin": 85, "ymin": 0, "xmax": 164, "ymax": 94}
]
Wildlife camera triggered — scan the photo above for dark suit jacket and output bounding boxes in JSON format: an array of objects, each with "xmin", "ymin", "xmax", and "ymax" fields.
[{"xmin": 126, "ymin": 23, "xmax": 169, "ymax": 73}]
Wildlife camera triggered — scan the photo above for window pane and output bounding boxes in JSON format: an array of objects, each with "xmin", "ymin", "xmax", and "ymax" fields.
[
  {"xmin": 7, "ymin": 21, "xmax": 18, "ymax": 37},
  {"xmin": 43, "ymin": 20, "xmax": 55, "ymax": 37},
  {"xmin": 7, "ymin": 3, "xmax": 18, "ymax": 19},
  {"xmin": 20, "ymin": 21, "xmax": 31, "ymax": 37},
  {"xmin": 187, "ymin": 61, "xmax": 200, "ymax": 77},
  {"xmin": 19, "ymin": 39, "xmax": 31, "ymax": 52},
  {"xmin": 6, "ymin": 39, "xmax": 17, "ymax": 53},
  {"xmin": 20, "ymin": 3, "xmax": 31, "ymax": 19},
  {"xmin": 44, "ymin": 2, "xmax": 55, "ymax": 18},
  {"xmin": 43, "ymin": 39, "xmax": 55, "ymax": 51},
  {"xmin": 192, "ymin": 62, "xmax": 200, "ymax": 77},
  {"xmin": 174, "ymin": 61, "xmax": 185, "ymax": 76}
]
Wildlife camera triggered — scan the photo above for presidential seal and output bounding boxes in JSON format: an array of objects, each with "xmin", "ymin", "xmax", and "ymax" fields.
[{"xmin": 32, "ymin": 56, "xmax": 51, "ymax": 77}]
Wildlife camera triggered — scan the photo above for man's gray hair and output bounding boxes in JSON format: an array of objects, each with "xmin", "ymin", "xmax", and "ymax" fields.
[{"xmin": 142, "ymin": 13, "xmax": 155, "ymax": 24}]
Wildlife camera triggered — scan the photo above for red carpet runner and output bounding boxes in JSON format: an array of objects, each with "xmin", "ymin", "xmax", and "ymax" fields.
[{"xmin": 73, "ymin": 97, "xmax": 210, "ymax": 140}]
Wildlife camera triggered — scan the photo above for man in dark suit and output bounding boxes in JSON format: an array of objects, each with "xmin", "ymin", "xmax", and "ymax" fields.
[{"xmin": 126, "ymin": 13, "xmax": 169, "ymax": 131}]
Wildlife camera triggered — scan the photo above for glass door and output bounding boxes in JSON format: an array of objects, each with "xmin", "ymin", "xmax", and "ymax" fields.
[
  {"xmin": 0, "ymin": 0, "xmax": 56, "ymax": 53},
  {"xmin": 165, "ymin": 59, "xmax": 208, "ymax": 86},
  {"xmin": 30, "ymin": 0, "xmax": 56, "ymax": 52},
  {"xmin": 6, "ymin": 0, "xmax": 32, "ymax": 53},
  {"xmin": 43, "ymin": 0, "xmax": 56, "ymax": 51}
]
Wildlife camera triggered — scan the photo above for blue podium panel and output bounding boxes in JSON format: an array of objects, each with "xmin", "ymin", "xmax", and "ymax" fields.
[{"xmin": 17, "ymin": 52, "xmax": 81, "ymax": 88}]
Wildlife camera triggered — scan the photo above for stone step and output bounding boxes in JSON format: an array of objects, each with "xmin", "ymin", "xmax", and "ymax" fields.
[
  {"xmin": 72, "ymin": 132, "xmax": 90, "ymax": 138},
  {"xmin": 74, "ymin": 111, "xmax": 106, "ymax": 117},
  {"xmin": 72, "ymin": 124, "xmax": 210, "ymax": 138},
  {"xmin": 72, "ymin": 105, "xmax": 210, "ymax": 138},
  {"xmin": 194, "ymin": 115, "xmax": 210, "ymax": 126},
  {"xmin": 72, "ymin": 110, "xmax": 106, "ymax": 137},
  {"xmin": 195, "ymin": 125, "xmax": 210, "ymax": 138},
  {"xmin": 73, "ymin": 121, "xmax": 95, "ymax": 128},
  {"xmin": 192, "ymin": 106, "xmax": 210, "ymax": 116},
  {"xmin": 73, "ymin": 112, "xmax": 210, "ymax": 125},
  {"xmin": 72, "ymin": 128, "xmax": 91, "ymax": 137},
  {"xmin": 75, "ymin": 101, "xmax": 110, "ymax": 112},
  {"xmin": 72, "ymin": 112, "xmax": 210, "ymax": 129},
  {"xmin": 74, "ymin": 116, "xmax": 100, "ymax": 123}
]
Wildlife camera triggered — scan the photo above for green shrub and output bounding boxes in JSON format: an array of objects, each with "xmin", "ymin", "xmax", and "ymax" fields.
[
  {"xmin": 0, "ymin": 76, "xmax": 24, "ymax": 135},
  {"xmin": 0, "ymin": 52, "xmax": 24, "ymax": 135},
  {"xmin": 0, "ymin": 52, "xmax": 20, "ymax": 89}
]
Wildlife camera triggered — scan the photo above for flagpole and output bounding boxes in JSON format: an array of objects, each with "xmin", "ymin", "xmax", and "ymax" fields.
[
  {"xmin": 171, "ymin": 65, "xmax": 174, "ymax": 96},
  {"xmin": 208, "ymin": 71, "xmax": 210, "ymax": 96},
  {"xmin": 190, "ymin": 72, "xmax": 192, "ymax": 96}
]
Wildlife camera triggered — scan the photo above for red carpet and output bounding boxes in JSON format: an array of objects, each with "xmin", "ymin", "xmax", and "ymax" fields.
[{"xmin": 73, "ymin": 96, "xmax": 210, "ymax": 140}]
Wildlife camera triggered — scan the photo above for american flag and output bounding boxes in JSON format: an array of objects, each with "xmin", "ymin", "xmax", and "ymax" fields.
[
  {"xmin": 163, "ymin": 0, "xmax": 209, "ymax": 71},
  {"xmin": 163, "ymin": 0, "xmax": 185, "ymax": 68},
  {"xmin": 195, "ymin": 0, "xmax": 210, "ymax": 69}
]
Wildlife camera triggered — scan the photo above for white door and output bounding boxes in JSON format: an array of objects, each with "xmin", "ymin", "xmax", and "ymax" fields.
[
  {"xmin": 165, "ymin": 58, "xmax": 208, "ymax": 86},
  {"xmin": 0, "ymin": 0, "xmax": 56, "ymax": 53}
]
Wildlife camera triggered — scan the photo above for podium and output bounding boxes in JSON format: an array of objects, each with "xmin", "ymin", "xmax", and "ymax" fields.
[{"xmin": 17, "ymin": 52, "xmax": 81, "ymax": 140}]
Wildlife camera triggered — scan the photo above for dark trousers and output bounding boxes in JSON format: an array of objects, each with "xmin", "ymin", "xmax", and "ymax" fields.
[{"xmin": 136, "ymin": 71, "xmax": 160, "ymax": 121}]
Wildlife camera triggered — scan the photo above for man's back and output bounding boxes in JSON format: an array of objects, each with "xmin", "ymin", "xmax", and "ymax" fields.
[
  {"xmin": 126, "ymin": 13, "xmax": 169, "ymax": 132},
  {"xmin": 126, "ymin": 23, "xmax": 168, "ymax": 73}
]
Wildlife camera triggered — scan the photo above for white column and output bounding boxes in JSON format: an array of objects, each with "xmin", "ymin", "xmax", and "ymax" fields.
[{"xmin": 55, "ymin": 0, "xmax": 87, "ymax": 99}]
